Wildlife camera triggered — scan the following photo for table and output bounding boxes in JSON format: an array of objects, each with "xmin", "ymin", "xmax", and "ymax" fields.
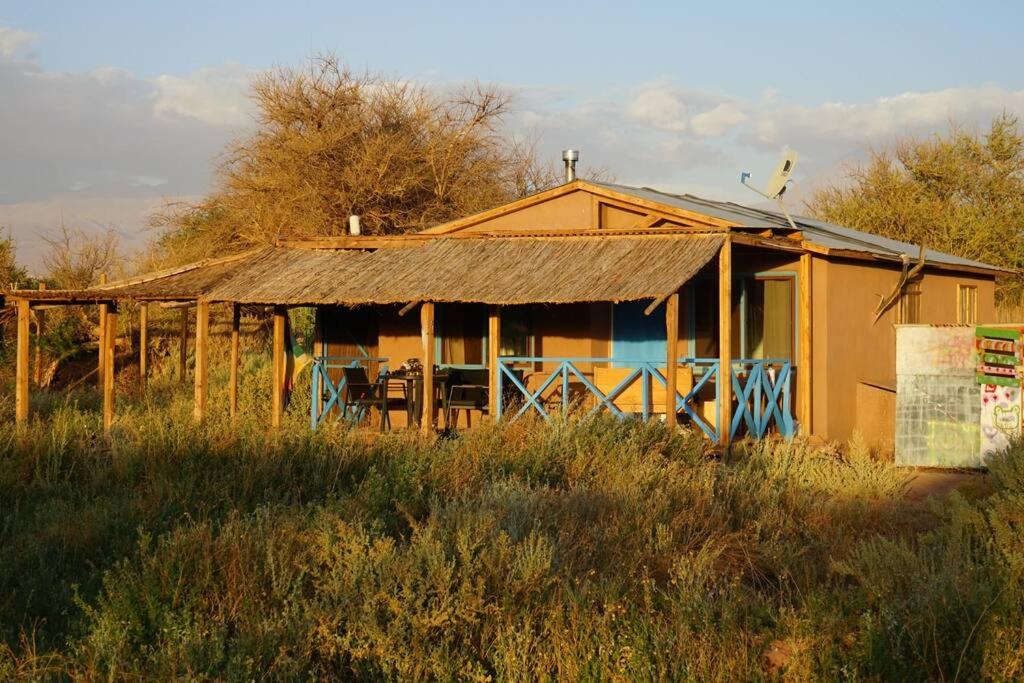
[{"xmin": 387, "ymin": 370, "xmax": 450, "ymax": 427}]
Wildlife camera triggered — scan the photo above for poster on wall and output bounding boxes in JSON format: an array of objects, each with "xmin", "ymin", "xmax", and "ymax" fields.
[
  {"xmin": 895, "ymin": 325, "xmax": 981, "ymax": 468},
  {"xmin": 976, "ymin": 327, "xmax": 1024, "ymax": 463},
  {"xmin": 980, "ymin": 384, "xmax": 1022, "ymax": 461}
]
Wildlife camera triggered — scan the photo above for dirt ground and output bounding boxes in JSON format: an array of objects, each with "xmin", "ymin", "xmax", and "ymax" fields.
[{"xmin": 904, "ymin": 468, "xmax": 991, "ymax": 501}]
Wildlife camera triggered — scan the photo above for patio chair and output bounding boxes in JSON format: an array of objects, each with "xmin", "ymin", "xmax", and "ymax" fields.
[
  {"xmin": 444, "ymin": 368, "xmax": 490, "ymax": 431},
  {"xmin": 341, "ymin": 365, "xmax": 404, "ymax": 431}
]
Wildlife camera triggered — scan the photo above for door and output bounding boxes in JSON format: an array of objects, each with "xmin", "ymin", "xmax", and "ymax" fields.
[{"xmin": 612, "ymin": 301, "xmax": 666, "ymax": 366}]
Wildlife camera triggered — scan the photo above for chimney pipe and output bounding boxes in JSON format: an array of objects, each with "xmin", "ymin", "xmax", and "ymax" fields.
[
  {"xmin": 348, "ymin": 215, "xmax": 361, "ymax": 236},
  {"xmin": 562, "ymin": 149, "xmax": 579, "ymax": 183}
]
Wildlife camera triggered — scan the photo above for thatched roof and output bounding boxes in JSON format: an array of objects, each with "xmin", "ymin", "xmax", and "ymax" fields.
[
  {"xmin": 6, "ymin": 252, "xmax": 255, "ymax": 304},
  {"xmin": 205, "ymin": 235, "xmax": 726, "ymax": 306}
]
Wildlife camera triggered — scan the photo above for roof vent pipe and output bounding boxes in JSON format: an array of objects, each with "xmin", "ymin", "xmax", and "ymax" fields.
[
  {"xmin": 348, "ymin": 215, "xmax": 361, "ymax": 236},
  {"xmin": 562, "ymin": 149, "xmax": 579, "ymax": 183}
]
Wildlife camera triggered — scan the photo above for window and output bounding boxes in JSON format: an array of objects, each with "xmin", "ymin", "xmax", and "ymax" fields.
[
  {"xmin": 500, "ymin": 306, "xmax": 533, "ymax": 358},
  {"xmin": 691, "ymin": 275, "xmax": 795, "ymax": 360},
  {"xmin": 438, "ymin": 304, "xmax": 486, "ymax": 366},
  {"xmin": 957, "ymin": 284, "xmax": 978, "ymax": 324},
  {"xmin": 744, "ymin": 276, "xmax": 794, "ymax": 360},
  {"xmin": 896, "ymin": 282, "xmax": 922, "ymax": 324}
]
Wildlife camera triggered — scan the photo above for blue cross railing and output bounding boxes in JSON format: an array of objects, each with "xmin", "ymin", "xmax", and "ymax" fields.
[
  {"xmin": 730, "ymin": 359, "xmax": 794, "ymax": 440},
  {"xmin": 496, "ymin": 357, "xmax": 794, "ymax": 442},
  {"xmin": 310, "ymin": 356, "xmax": 389, "ymax": 430}
]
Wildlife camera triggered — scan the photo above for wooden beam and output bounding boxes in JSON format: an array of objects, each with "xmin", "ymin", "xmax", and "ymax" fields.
[
  {"xmin": 488, "ymin": 306, "xmax": 500, "ymax": 419},
  {"xmin": 420, "ymin": 302, "xmax": 435, "ymax": 435},
  {"xmin": 718, "ymin": 238, "xmax": 733, "ymax": 446},
  {"xmin": 97, "ymin": 273, "xmax": 107, "ymax": 388},
  {"xmin": 398, "ymin": 300, "xmax": 420, "ymax": 317},
  {"xmin": 138, "ymin": 302, "xmax": 148, "ymax": 392},
  {"xmin": 271, "ymin": 305, "xmax": 286, "ymax": 428},
  {"xmin": 15, "ymin": 299, "xmax": 30, "ymax": 425},
  {"xmin": 193, "ymin": 300, "xmax": 209, "ymax": 421},
  {"xmin": 33, "ymin": 283, "xmax": 45, "ymax": 386},
  {"xmin": 665, "ymin": 292, "xmax": 679, "ymax": 430},
  {"xmin": 102, "ymin": 304, "xmax": 117, "ymax": 433},
  {"xmin": 635, "ymin": 214, "xmax": 663, "ymax": 229},
  {"xmin": 178, "ymin": 307, "xmax": 188, "ymax": 383},
  {"xmin": 798, "ymin": 253, "xmax": 813, "ymax": 435},
  {"xmin": 229, "ymin": 303, "xmax": 240, "ymax": 421}
]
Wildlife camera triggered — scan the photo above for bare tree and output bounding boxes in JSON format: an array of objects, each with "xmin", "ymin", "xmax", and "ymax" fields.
[{"xmin": 153, "ymin": 56, "xmax": 563, "ymax": 263}]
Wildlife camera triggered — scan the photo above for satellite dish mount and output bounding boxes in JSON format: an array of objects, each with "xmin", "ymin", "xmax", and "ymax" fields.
[{"xmin": 740, "ymin": 149, "xmax": 799, "ymax": 230}]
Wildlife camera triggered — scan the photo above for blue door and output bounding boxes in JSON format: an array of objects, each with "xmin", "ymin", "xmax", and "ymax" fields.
[{"xmin": 612, "ymin": 301, "xmax": 666, "ymax": 366}]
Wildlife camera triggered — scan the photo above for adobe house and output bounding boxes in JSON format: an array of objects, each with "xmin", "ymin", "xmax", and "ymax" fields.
[{"xmin": 6, "ymin": 178, "xmax": 1005, "ymax": 448}]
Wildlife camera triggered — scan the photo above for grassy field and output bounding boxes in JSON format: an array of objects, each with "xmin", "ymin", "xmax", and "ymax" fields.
[{"xmin": 1, "ymin": 348, "xmax": 1022, "ymax": 680}]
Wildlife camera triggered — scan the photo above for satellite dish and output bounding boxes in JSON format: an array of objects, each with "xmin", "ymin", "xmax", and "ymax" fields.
[{"xmin": 741, "ymin": 149, "xmax": 798, "ymax": 199}]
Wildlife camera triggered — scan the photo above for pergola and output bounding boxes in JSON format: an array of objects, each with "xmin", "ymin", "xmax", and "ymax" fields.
[{"xmin": 6, "ymin": 229, "xmax": 814, "ymax": 445}]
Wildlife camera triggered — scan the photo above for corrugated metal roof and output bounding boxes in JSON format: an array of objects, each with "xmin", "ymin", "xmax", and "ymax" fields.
[{"xmin": 590, "ymin": 181, "xmax": 1002, "ymax": 271}]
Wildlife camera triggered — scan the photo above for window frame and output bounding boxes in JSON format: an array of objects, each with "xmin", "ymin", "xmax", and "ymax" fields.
[
  {"xmin": 896, "ymin": 281, "xmax": 922, "ymax": 324},
  {"xmin": 956, "ymin": 284, "xmax": 978, "ymax": 325},
  {"xmin": 687, "ymin": 269, "xmax": 800, "ymax": 363}
]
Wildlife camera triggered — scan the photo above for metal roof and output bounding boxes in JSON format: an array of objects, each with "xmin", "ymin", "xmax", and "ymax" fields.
[{"xmin": 590, "ymin": 181, "xmax": 1003, "ymax": 272}]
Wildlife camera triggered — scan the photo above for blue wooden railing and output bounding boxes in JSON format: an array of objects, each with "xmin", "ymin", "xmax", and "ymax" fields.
[
  {"xmin": 310, "ymin": 356, "xmax": 389, "ymax": 430},
  {"xmin": 496, "ymin": 357, "xmax": 793, "ymax": 442}
]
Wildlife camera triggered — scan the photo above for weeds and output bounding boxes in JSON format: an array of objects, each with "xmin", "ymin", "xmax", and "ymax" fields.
[{"xmin": 1, "ymin": 354, "xmax": 1021, "ymax": 680}]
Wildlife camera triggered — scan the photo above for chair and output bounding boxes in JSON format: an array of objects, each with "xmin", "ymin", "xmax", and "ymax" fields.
[
  {"xmin": 341, "ymin": 365, "xmax": 404, "ymax": 431},
  {"xmin": 444, "ymin": 368, "xmax": 490, "ymax": 431}
]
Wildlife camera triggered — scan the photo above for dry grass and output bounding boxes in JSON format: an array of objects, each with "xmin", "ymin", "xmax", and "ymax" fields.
[{"xmin": 0, "ymin": 347, "xmax": 1021, "ymax": 680}]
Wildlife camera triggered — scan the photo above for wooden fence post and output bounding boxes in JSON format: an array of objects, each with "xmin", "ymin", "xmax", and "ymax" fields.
[
  {"xmin": 138, "ymin": 302, "xmax": 148, "ymax": 392},
  {"xmin": 34, "ymin": 283, "xmax": 45, "ymax": 385},
  {"xmin": 103, "ymin": 303, "xmax": 117, "ymax": 433},
  {"xmin": 15, "ymin": 299, "xmax": 30, "ymax": 425},
  {"xmin": 799, "ymin": 253, "xmax": 813, "ymax": 435},
  {"xmin": 97, "ymin": 274, "xmax": 107, "ymax": 387},
  {"xmin": 271, "ymin": 306, "xmax": 286, "ymax": 428},
  {"xmin": 193, "ymin": 300, "xmax": 209, "ymax": 421},
  {"xmin": 421, "ymin": 302, "xmax": 435, "ymax": 435},
  {"xmin": 488, "ymin": 306, "xmax": 500, "ymax": 419},
  {"xmin": 229, "ymin": 303, "xmax": 240, "ymax": 421},
  {"xmin": 718, "ymin": 238, "xmax": 733, "ymax": 446},
  {"xmin": 665, "ymin": 292, "xmax": 679, "ymax": 430},
  {"xmin": 178, "ymin": 307, "xmax": 189, "ymax": 383}
]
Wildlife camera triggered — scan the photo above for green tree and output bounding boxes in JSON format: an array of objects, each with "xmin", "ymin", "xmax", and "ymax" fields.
[{"xmin": 808, "ymin": 114, "xmax": 1024, "ymax": 302}]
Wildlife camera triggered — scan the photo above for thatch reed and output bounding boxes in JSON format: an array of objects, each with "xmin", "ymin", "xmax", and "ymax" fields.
[{"xmin": 205, "ymin": 235, "xmax": 725, "ymax": 306}]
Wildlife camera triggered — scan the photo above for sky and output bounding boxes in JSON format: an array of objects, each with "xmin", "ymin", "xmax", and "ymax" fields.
[{"xmin": 3, "ymin": 0, "xmax": 1024, "ymax": 272}]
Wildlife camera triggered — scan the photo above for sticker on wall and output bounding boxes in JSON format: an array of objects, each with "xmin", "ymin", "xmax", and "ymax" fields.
[{"xmin": 980, "ymin": 383, "xmax": 1022, "ymax": 461}]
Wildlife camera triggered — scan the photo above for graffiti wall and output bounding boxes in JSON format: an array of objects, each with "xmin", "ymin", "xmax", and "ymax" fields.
[{"xmin": 895, "ymin": 325, "xmax": 982, "ymax": 468}]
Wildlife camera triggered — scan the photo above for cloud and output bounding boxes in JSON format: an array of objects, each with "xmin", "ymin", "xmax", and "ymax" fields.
[
  {"xmin": 0, "ymin": 25, "xmax": 36, "ymax": 56},
  {"xmin": 153, "ymin": 64, "xmax": 253, "ymax": 126},
  {"xmin": 625, "ymin": 83, "xmax": 749, "ymax": 136}
]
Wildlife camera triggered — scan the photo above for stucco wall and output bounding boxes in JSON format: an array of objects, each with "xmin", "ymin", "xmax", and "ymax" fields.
[{"xmin": 816, "ymin": 257, "xmax": 995, "ymax": 445}]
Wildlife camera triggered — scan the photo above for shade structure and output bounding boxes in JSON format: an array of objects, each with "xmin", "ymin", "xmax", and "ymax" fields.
[{"xmin": 205, "ymin": 234, "xmax": 727, "ymax": 306}]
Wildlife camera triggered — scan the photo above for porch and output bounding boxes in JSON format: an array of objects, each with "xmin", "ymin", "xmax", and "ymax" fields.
[{"xmin": 309, "ymin": 352, "xmax": 794, "ymax": 441}]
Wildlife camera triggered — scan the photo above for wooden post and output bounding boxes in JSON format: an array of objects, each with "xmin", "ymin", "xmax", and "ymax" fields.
[
  {"xmin": 15, "ymin": 299, "xmax": 30, "ymax": 424},
  {"xmin": 97, "ymin": 274, "xmax": 107, "ymax": 387},
  {"xmin": 138, "ymin": 302, "xmax": 148, "ymax": 391},
  {"xmin": 271, "ymin": 305, "xmax": 286, "ymax": 428},
  {"xmin": 798, "ymin": 252, "xmax": 813, "ymax": 435},
  {"xmin": 193, "ymin": 300, "xmax": 209, "ymax": 421},
  {"xmin": 33, "ymin": 283, "xmax": 45, "ymax": 385},
  {"xmin": 488, "ymin": 306, "xmax": 500, "ymax": 419},
  {"xmin": 178, "ymin": 307, "xmax": 189, "ymax": 383},
  {"xmin": 665, "ymin": 292, "xmax": 679, "ymax": 430},
  {"xmin": 103, "ymin": 304, "xmax": 117, "ymax": 433},
  {"xmin": 420, "ymin": 302, "xmax": 435, "ymax": 435},
  {"xmin": 229, "ymin": 303, "xmax": 240, "ymax": 421},
  {"xmin": 718, "ymin": 238, "xmax": 733, "ymax": 446}
]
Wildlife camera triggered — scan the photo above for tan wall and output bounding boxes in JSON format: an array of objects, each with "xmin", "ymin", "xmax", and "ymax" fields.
[
  {"xmin": 463, "ymin": 190, "xmax": 594, "ymax": 232},
  {"xmin": 816, "ymin": 257, "xmax": 995, "ymax": 444}
]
